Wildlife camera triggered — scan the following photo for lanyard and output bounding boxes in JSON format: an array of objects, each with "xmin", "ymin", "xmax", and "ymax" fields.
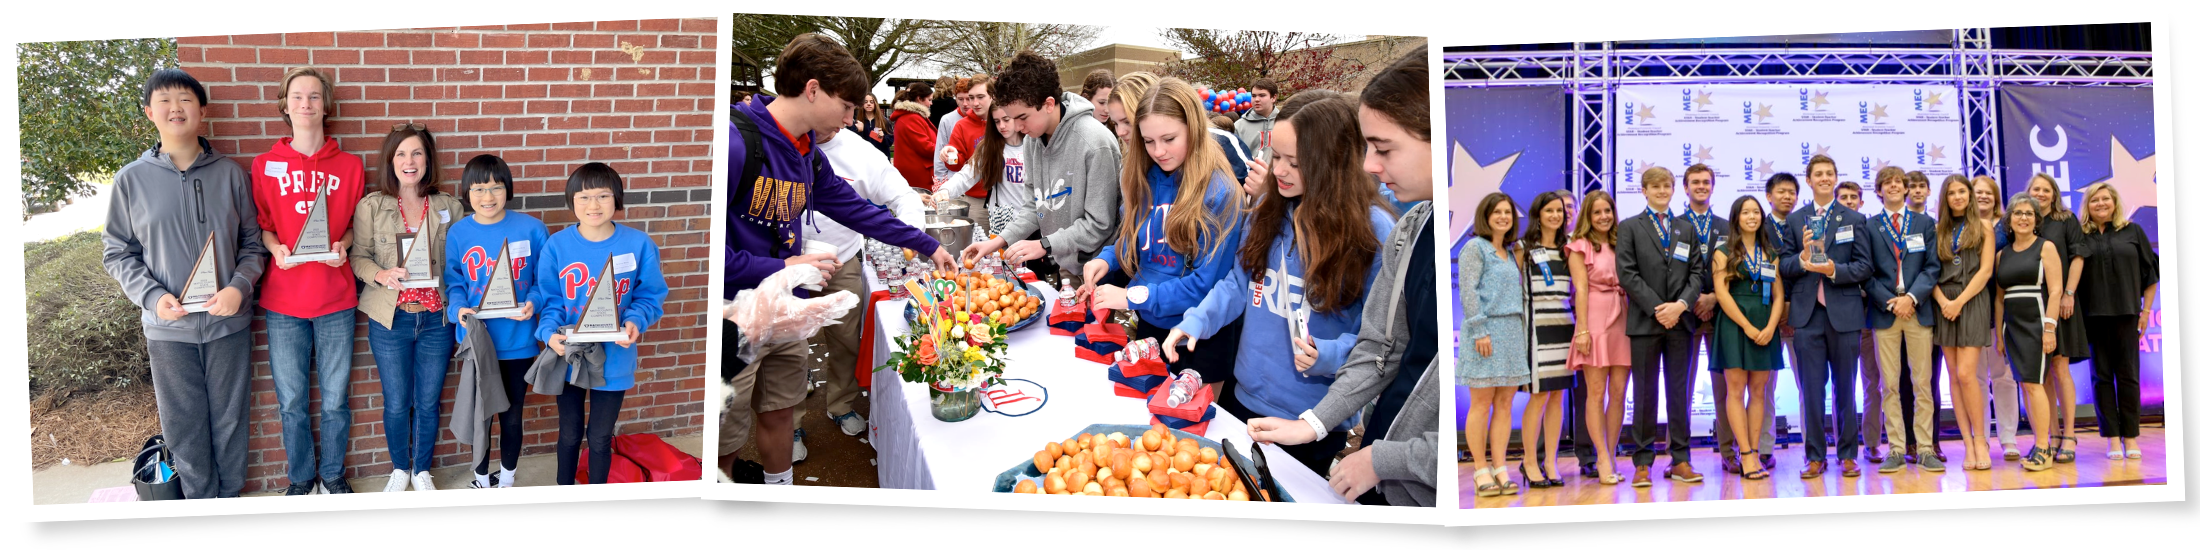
[
  {"xmin": 1534, "ymin": 245, "xmax": 1555, "ymax": 286},
  {"xmin": 1646, "ymin": 208, "xmax": 1672, "ymax": 250},
  {"xmin": 1744, "ymin": 244, "xmax": 1771, "ymax": 304},
  {"xmin": 1881, "ymin": 211, "xmax": 1908, "ymax": 262},
  {"xmin": 1686, "ymin": 208, "xmax": 1714, "ymax": 245},
  {"xmin": 1770, "ymin": 216, "xmax": 1791, "ymax": 250},
  {"xmin": 1949, "ymin": 222, "xmax": 1967, "ymax": 266}
]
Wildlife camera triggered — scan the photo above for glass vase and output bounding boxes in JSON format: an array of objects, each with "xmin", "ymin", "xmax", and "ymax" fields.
[{"xmin": 929, "ymin": 383, "xmax": 980, "ymax": 423}]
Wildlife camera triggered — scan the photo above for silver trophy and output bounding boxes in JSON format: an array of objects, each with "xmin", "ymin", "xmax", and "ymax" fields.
[
  {"xmin": 473, "ymin": 239, "xmax": 526, "ymax": 319},
  {"xmin": 398, "ymin": 232, "xmax": 439, "ymax": 288},
  {"xmin": 178, "ymin": 232, "xmax": 221, "ymax": 313},
  {"xmin": 562, "ymin": 254, "xmax": 626, "ymax": 343},
  {"xmin": 285, "ymin": 185, "xmax": 340, "ymax": 264}
]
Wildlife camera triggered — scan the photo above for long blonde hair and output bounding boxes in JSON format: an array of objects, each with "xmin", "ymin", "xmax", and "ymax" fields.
[
  {"xmin": 1115, "ymin": 77, "xmax": 1243, "ymax": 276},
  {"xmin": 2081, "ymin": 184, "xmax": 2129, "ymax": 233},
  {"xmin": 1109, "ymin": 72, "xmax": 1159, "ymax": 146}
]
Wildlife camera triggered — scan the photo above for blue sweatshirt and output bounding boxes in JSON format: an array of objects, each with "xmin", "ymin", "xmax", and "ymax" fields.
[
  {"xmin": 1176, "ymin": 202, "xmax": 1394, "ymax": 429},
  {"xmin": 532, "ymin": 223, "xmax": 668, "ymax": 391},
  {"xmin": 444, "ymin": 212, "xmax": 551, "ymax": 360},
  {"xmin": 1095, "ymin": 166, "xmax": 1245, "ymax": 329}
]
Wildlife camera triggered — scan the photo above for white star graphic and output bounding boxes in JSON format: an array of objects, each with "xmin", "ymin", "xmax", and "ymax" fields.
[
  {"xmin": 1451, "ymin": 142, "xmax": 1521, "ymax": 243},
  {"xmin": 2097, "ymin": 135, "xmax": 2157, "ymax": 216},
  {"xmin": 1757, "ymin": 159, "xmax": 1775, "ymax": 173},
  {"xmin": 1639, "ymin": 104, "xmax": 1658, "ymax": 122},
  {"xmin": 1698, "ymin": 146, "xmax": 1715, "ymax": 162},
  {"xmin": 1693, "ymin": 90, "xmax": 1714, "ymax": 109},
  {"xmin": 1811, "ymin": 91, "xmax": 1831, "ymax": 110},
  {"xmin": 1927, "ymin": 144, "xmax": 1947, "ymax": 164}
]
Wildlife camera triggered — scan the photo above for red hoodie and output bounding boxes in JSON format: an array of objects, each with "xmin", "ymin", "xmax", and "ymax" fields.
[
  {"xmin": 251, "ymin": 136, "xmax": 366, "ymax": 318},
  {"xmin": 943, "ymin": 113, "xmax": 988, "ymax": 198},
  {"xmin": 889, "ymin": 101, "xmax": 936, "ymax": 191}
]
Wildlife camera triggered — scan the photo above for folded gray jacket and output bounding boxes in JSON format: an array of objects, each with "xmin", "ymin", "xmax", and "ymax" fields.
[
  {"xmin": 451, "ymin": 314, "xmax": 511, "ymax": 470},
  {"xmin": 525, "ymin": 326, "xmax": 606, "ymax": 395}
]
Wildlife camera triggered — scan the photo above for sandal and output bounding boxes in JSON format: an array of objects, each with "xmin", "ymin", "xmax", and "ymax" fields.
[
  {"xmin": 1543, "ymin": 463, "xmax": 1566, "ymax": 487},
  {"xmin": 1599, "ymin": 459, "xmax": 1622, "ymax": 485},
  {"xmin": 2021, "ymin": 446, "xmax": 2055, "ymax": 472},
  {"xmin": 2052, "ymin": 436, "xmax": 2077, "ymax": 464},
  {"xmin": 1738, "ymin": 450, "xmax": 1768, "ymax": 480},
  {"xmin": 1497, "ymin": 467, "xmax": 1521, "ymax": 495},
  {"xmin": 1521, "ymin": 464, "xmax": 1551, "ymax": 489},
  {"xmin": 1474, "ymin": 467, "xmax": 1500, "ymax": 497}
]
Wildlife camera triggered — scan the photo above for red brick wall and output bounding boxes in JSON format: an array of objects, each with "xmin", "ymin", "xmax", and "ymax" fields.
[{"xmin": 176, "ymin": 18, "xmax": 717, "ymax": 492}]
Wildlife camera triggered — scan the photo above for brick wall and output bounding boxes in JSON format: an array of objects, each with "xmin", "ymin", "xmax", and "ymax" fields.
[{"xmin": 176, "ymin": 18, "xmax": 717, "ymax": 492}]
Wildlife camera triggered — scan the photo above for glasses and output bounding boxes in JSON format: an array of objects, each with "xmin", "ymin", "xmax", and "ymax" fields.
[
  {"xmin": 392, "ymin": 122, "xmax": 427, "ymax": 131},
  {"xmin": 2011, "ymin": 210, "xmax": 2037, "ymax": 218},
  {"xmin": 467, "ymin": 184, "xmax": 506, "ymax": 194}
]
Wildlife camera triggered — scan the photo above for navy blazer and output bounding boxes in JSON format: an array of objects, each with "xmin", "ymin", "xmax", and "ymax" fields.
[
  {"xmin": 1778, "ymin": 201, "xmax": 1873, "ymax": 333},
  {"xmin": 1862, "ymin": 210, "xmax": 1940, "ymax": 329},
  {"xmin": 1616, "ymin": 209, "xmax": 1704, "ymax": 336}
]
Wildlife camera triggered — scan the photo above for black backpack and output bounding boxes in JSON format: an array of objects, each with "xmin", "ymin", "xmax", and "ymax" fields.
[{"xmin": 728, "ymin": 106, "xmax": 828, "ymax": 262}]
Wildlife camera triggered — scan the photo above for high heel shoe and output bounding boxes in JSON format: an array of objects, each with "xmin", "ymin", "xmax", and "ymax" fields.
[
  {"xmin": 2020, "ymin": 446, "xmax": 2054, "ymax": 472},
  {"xmin": 1544, "ymin": 463, "xmax": 1566, "ymax": 487},
  {"xmin": 1520, "ymin": 464, "xmax": 1551, "ymax": 489},
  {"xmin": 1474, "ymin": 467, "xmax": 1500, "ymax": 497},
  {"xmin": 1738, "ymin": 450, "xmax": 1768, "ymax": 480}
]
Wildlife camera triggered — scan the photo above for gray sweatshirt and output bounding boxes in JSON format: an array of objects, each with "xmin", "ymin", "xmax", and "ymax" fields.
[
  {"xmin": 995, "ymin": 92, "xmax": 1121, "ymax": 268},
  {"xmin": 1309, "ymin": 202, "xmax": 1436, "ymax": 507},
  {"xmin": 1233, "ymin": 107, "xmax": 1276, "ymax": 157},
  {"xmin": 101, "ymin": 139, "xmax": 269, "ymax": 344}
]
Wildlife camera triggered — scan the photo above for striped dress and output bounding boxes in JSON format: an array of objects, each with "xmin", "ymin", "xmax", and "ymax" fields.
[{"xmin": 1524, "ymin": 243, "xmax": 1577, "ymax": 393}]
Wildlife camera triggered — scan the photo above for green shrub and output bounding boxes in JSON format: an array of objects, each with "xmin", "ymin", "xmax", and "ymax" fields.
[{"xmin": 26, "ymin": 230, "xmax": 149, "ymax": 393}]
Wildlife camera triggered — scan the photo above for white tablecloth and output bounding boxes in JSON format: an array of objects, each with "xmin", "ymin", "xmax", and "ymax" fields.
[{"xmin": 863, "ymin": 267, "xmax": 1348, "ymax": 504}]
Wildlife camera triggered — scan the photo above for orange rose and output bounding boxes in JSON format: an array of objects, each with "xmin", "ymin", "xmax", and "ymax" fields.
[{"xmin": 915, "ymin": 335, "xmax": 939, "ymax": 366}]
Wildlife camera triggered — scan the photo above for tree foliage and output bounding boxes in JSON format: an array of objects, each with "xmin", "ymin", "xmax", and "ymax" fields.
[
  {"xmin": 18, "ymin": 38, "xmax": 176, "ymax": 216},
  {"xmin": 728, "ymin": 15, "xmax": 952, "ymax": 94},
  {"xmin": 1156, "ymin": 29, "xmax": 1368, "ymax": 97},
  {"xmin": 925, "ymin": 21, "xmax": 1100, "ymax": 76}
]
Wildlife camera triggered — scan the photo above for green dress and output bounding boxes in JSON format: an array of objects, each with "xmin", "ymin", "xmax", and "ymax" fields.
[{"xmin": 1713, "ymin": 251, "xmax": 1785, "ymax": 372}]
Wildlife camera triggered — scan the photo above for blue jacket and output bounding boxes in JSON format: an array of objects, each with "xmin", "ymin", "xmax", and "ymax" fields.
[
  {"xmin": 725, "ymin": 96, "xmax": 938, "ymax": 298},
  {"xmin": 444, "ymin": 212, "xmax": 551, "ymax": 360},
  {"xmin": 1095, "ymin": 166, "xmax": 1245, "ymax": 329},
  {"xmin": 533, "ymin": 223, "xmax": 668, "ymax": 391},
  {"xmin": 1176, "ymin": 203, "xmax": 1394, "ymax": 429},
  {"xmin": 1862, "ymin": 209, "xmax": 1939, "ymax": 329},
  {"xmin": 1778, "ymin": 201, "xmax": 1874, "ymax": 333}
]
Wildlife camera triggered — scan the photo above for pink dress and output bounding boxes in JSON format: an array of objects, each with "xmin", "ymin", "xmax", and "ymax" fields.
[{"xmin": 1565, "ymin": 238, "xmax": 1630, "ymax": 369}]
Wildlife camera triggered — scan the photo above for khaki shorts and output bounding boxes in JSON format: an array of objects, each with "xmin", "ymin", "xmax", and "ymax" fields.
[{"xmin": 717, "ymin": 339, "xmax": 809, "ymax": 457}]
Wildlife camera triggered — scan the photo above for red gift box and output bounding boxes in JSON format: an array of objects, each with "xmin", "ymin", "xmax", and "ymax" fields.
[
  {"xmin": 1149, "ymin": 417, "xmax": 1211, "ymax": 438},
  {"xmin": 1114, "ymin": 383, "xmax": 1157, "ymax": 399},
  {"xmin": 1075, "ymin": 345, "xmax": 1115, "ymax": 364},
  {"xmin": 1145, "ymin": 376, "xmax": 1215, "ymax": 422},
  {"xmin": 1048, "ymin": 298, "xmax": 1090, "ymax": 336}
]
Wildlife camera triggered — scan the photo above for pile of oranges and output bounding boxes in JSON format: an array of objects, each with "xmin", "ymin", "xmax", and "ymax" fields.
[
  {"xmin": 1010, "ymin": 427, "xmax": 1270, "ymax": 501},
  {"xmin": 929, "ymin": 270, "xmax": 1041, "ymax": 327}
]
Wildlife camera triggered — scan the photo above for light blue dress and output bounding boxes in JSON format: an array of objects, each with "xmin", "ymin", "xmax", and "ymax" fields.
[{"xmin": 1457, "ymin": 237, "xmax": 1530, "ymax": 388}]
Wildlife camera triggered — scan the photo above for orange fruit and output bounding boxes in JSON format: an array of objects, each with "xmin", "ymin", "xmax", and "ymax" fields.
[
  {"xmin": 1128, "ymin": 478, "xmax": 1153, "ymax": 498},
  {"xmin": 1204, "ymin": 491, "xmax": 1226, "ymax": 501},
  {"xmin": 1171, "ymin": 451, "xmax": 1195, "ymax": 472},
  {"xmin": 1164, "ymin": 488, "xmax": 1188, "ymax": 499}
]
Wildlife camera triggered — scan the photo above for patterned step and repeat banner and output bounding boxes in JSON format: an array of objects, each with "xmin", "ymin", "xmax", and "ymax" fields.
[{"xmin": 1610, "ymin": 84, "xmax": 1969, "ymax": 427}]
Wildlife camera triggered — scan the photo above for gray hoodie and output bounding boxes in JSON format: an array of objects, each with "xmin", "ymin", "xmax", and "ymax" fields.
[
  {"xmin": 1309, "ymin": 202, "xmax": 1436, "ymax": 507},
  {"xmin": 1233, "ymin": 107, "xmax": 1277, "ymax": 157},
  {"xmin": 995, "ymin": 92, "xmax": 1120, "ymax": 268},
  {"xmin": 101, "ymin": 139, "xmax": 269, "ymax": 344}
]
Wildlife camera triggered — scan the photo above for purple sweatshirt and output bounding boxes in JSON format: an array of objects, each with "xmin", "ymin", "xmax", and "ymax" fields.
[{"xmin": 726, "ymin": 96, "xmax": 939, "ymax": 298}]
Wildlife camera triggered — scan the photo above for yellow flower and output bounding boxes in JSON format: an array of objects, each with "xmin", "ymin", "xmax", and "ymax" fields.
[{"xmin": 962, "ymin": 346, "xmax": 986, "ymax": 363}]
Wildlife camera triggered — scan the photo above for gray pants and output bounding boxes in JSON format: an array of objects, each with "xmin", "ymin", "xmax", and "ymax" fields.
[{"xmin": 146, "ymin": 329, "xmax": 254, "ymax": 499}]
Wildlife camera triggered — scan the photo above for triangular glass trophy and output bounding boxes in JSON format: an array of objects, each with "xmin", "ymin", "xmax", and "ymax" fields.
[
  {"xmin": 474, "ymin": 239, "xmax": 526, "ymax": 319},
  {"xmin": 562, "ymin": 254, "xmax": 625, "ymax": 343},
  {"xmin": 398, "ymin": 231, "xmax": 440, "ymax": 288},
  {"xmin": 179, "ymin": 232, "xmax": 221, "ymax": 313},
  {"xmin": 285, "ymin": 184, "xmax": 340, "ymax": 264}
]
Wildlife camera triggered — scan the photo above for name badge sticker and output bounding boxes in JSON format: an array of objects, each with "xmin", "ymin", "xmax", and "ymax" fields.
[
  {"xmin": 1672, "ymin": 243, "xmax": 1691, "ymax": 262},
  {"xmin": 1532, "ymin": 249, "xmax": 1554, "ymax": 264},
  {"xmin": 1905, "ymin": 234, "xmax": 1927, "ymax": 252},
  {"xmin": 1760, "ymin": 266, "xmax": 1778, "ymax": 280},
  {"xmin": 264, "ymin": 161, "xmax": 288, "ymax": 178},
  {"xmin": 613, "ymin": 253, "xmax": 638, "ymax": 274},
  {"xmin": 1835, "ymin": 226, "xmax": 1856, "ymax": 244},
  {"xmin": 439, "ymin": 209, "xmax": 451, "ymax": 224},
  {"xmin": 509, "ymin": 240, "xmax": 532, "ymax": 258}
]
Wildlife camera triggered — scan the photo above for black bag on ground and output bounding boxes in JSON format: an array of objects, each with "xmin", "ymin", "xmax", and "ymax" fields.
[{"xmin": 131, "ymin": 434, "xmax": 184, "ymax": 501}]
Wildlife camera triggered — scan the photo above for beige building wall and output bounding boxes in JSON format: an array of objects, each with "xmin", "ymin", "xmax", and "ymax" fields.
[{"xmin": 1057, "ymin": 43, "xmax": 1183, "ymax": 94}]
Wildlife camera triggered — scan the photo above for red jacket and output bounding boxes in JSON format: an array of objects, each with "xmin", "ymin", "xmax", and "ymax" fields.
[
  {"xmin": 250, "ymin": 136, "xmax": 367, "ymax": 318},
  {"xmin": 943, "ymin": 113, "xmax": 988, "ymax": 198},
  {"xmin": 889, "ymin": 101, "xmax": 936, "ymax": 191}
]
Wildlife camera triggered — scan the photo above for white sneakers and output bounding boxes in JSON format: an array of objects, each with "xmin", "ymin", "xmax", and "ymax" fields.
[
  {"xmin": 411, "ymin": 471, "xmax": 437, "ymax": 491},
  {"xmin": 382, "ymin": 470, "xmax": 411, "ymax": 493},
  {"xmin": 792, "ymin": 428, "xmax": 809, "ymax": 464},
  {"xmin": 498, "ymin": 467, "xmax": 517, "ymax": 488}
]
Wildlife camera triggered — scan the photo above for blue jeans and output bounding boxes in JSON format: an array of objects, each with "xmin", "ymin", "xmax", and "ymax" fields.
[
  {"xmin": 267, "ymin": 309, "xmax": 359, "ymax": 485},
  {"xmin": 369, "ymin": 309, "xmax": 456, "ymax": 473}
]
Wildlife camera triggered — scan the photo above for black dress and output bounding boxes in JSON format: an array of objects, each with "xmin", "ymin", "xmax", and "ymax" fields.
[
  {"xmin": 1995, "ymin": 237, "xmax": 2051, "ymax": 384},
  {"xmin": 2037, "ymin": 215, "xmax": 2091, "ymax": 359}
]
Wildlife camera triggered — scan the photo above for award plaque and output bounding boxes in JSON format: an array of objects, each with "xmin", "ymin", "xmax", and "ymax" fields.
[
  {"xmin": 286, "ymin": 185, "xmax": 340, "ymax": 264},
  {"xmin": 474, "ymin": 239, "xmax": 526, "ymax": 319},
  {"xmin": 179, "ymin": 232, "xmax": 221, "ymax": 313},
  {"xmin": 562, "ymin": 254, "xmax": 626, "ymax": 343},
  {"xmin": 398, "ymin": 232, "xmax": 439, "ymax": 288}
]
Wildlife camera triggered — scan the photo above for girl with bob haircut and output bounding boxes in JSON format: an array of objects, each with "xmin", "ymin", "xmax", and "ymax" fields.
[
  {"xmin": 352, "ymin": 123, "xmax": 465, "ymax": 491},
  {"xmin": 1079, "ymin": 77, "xmax": 1248, "ymax": 385},
  {"xmin": 442, "ymin": 154, "xmax": 550, "ymax": 488},
  {"xmin": 1164, "ymin": 96, "xmax": 1394, "ymax": 476},
  {"xmin": 533, "ymin": 162, "xmax": 669, "ymax": 485}
]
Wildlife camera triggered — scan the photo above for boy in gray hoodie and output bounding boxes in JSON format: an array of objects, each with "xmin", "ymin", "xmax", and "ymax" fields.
[
  {"xmin": 961, "ymin": 51, "xmax": 1120, "ymax": 283},
  {"xmin": 101, "ymin": 69, "xmax": 270, "ymax": 499}
]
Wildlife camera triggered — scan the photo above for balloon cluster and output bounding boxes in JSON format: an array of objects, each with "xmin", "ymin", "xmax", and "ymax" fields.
[{"xmin": 1198, "ymin": 87, "xmax": 1255, "ymax": 114}]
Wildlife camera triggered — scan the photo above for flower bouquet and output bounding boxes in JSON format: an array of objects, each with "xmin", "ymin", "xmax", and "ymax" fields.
[{"xmin": 880, "ymin": 278, "xmax": 1011, "ymax": 422}]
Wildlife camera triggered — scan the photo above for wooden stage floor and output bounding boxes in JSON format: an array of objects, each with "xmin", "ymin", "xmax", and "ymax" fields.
[{"xmin": 1460, "ymin": 426, "xmax": 2170, "ymax": 508}]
